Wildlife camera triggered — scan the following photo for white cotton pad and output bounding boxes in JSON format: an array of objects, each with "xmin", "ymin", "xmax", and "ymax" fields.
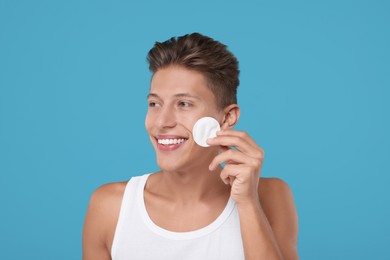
[{"xmin": 192, "ymin": 117, "xmax": 221, "ymax": 147}]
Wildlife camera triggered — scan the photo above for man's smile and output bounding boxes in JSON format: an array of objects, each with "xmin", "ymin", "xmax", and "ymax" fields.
[{"xmin": 155, "ymin": 135, "xmax": 189, "ymax": 151}]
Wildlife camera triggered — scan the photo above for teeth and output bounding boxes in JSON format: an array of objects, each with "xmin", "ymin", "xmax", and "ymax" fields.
[{"xmin": 158, "ymin": 138, "xmax": 186, "ymax": 145}]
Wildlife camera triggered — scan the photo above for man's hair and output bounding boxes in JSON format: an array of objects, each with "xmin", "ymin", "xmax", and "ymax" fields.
[{"xmin": 146, "ymin": 32, "xmax": 240, "ymax": 110}]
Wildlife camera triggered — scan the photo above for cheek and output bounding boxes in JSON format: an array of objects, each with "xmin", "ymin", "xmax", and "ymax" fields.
[
  {"xmin": 145, "ymin": 112, "xmax": 154, "ymax": 131},
  {"xmin": 178, "ymin": 111, "xmax": 220, "ymax": 135},
  {"xmin": 177, "ymin": 114, "xmax": 199, "ymax": 134}
]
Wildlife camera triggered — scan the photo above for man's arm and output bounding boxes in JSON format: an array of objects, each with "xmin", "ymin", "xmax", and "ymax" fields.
[
  {"xmin": 207, "ymin": 129, "xmax": 299, "ymax": 260},
  {"xmin": 260, "ymin": 178, "xmax": 299, "ymax": 259},
  {"xmin": 82, "ymin": 183, "xmax": 125, "ymax": 260},
  {"xmin": 238, "ymin": 178, "xmax": 299, "ymax": 260}
]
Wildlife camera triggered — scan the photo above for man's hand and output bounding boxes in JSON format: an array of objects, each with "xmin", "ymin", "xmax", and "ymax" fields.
[{"xmin": 207, "ymin": 129, "xmax": 265, "ymax": 206}]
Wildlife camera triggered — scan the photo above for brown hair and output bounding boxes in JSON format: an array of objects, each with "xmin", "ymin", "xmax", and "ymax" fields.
[{"xmin": 146, "ymin": 33, "xmax": 240, "ymax": 110}]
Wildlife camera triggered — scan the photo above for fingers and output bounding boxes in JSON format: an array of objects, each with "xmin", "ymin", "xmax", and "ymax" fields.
[
  {"xmin": 207, "ymin": 130, "xmax": 264, "ymax": 160},
  {"xmin": 207, "ymin": 134, "xmax": 253, "ymax": 156},
  {"xmin": 219, "ymin": 130, "xmax": 265, "ymax": 157},
  {"xmin": 220, "ymin": 164, "xmax": 253, "ymax": 185},
  {"xmin": 209, "ymin": 148, "xmax": 262, "ymax": 171},
  {"xmin": 218, "ymin": 130, "xmax": 259, "ymax": 149}
]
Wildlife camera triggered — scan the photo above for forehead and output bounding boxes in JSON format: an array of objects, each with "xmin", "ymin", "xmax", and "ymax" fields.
[{"xmin": 150, "ymin": 66, "xmax": 214, "ymax": 98}]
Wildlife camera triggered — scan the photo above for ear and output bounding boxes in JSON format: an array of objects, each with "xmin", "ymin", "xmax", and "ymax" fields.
[{"xmin": 221, "ymin": 104, "xmax": 240, "ymax": 130}]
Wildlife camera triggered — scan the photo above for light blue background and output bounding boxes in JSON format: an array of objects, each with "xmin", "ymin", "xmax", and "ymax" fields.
[{"xmin": 0, "ymin": 0, "xmax": 389, "ymax": 259}]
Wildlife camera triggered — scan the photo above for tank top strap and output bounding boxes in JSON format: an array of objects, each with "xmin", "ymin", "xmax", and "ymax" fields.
[{"xmin": 111, "ymin": 173, "xmax": 152, "ymax": 258}]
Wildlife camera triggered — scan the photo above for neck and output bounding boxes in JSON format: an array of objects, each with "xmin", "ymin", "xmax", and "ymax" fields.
[{"xmin": 156, "ymin": 164, "xmax": 230, "ymax": 205}]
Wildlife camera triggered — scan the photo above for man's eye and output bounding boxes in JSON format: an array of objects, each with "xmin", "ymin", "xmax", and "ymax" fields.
[
  {"xmin": 179, "ymin": 101, "xmax": 192, "ymax": 107},
  {"xmin": 148, "ymin": 102, "xmax": 159, "ymax": 107}
]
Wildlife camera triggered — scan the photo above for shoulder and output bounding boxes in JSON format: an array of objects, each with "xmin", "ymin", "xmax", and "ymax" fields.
[
  {"xmin": 90, "ymin": 181, "xmax": 128, "ymax": 205},
  {"xmin": 86, "ymin": 181, "xmax": 129, "ymax": 229},
  {"xmin": 82, "ymin": 181, "xmax": 129, "ymax": 258},
  {"xmin": 258, "ymin": 177, "xmax": 293, "ymax": 201},
  {"xmin": 83, "ymin": 181, "xmax": 128, "ymax": 244},
  {"xmin": 258, "ymin": 177, "xmax": 297, "ymax": 225},
  {"xmin": 86, "ymin": 180, "xmax": 128, "ymax": 218},
  {"xmin": 258, "ymin": 177, "xmax": 292, "ymax": 202}
]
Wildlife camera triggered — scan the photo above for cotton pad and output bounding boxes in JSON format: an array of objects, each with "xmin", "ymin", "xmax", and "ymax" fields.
[{"xmin": 192, "ymin": 117, "xmax": 221, "ymax": 147}]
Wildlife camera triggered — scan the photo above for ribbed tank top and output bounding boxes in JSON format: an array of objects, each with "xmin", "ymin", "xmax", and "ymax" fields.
[{"xmin": 111, "ymin": 173, "xmax": 245, "ymax": 260}]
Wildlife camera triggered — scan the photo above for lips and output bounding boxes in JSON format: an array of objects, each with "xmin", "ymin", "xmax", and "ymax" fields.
[{"xmin": 155, "ymin": 135, "xmax": 188, "ymax": 151}]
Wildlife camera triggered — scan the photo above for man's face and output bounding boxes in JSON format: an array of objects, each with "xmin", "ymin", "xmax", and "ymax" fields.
[{"xmin": 145, "ymin": 66, "xmax": 224, "ymax": 172}]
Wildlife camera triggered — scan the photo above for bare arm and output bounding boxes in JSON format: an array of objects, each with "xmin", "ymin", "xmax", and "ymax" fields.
[
  {"xmin": 207, "ymin": 129, "xmax": 299, "ymax": 259},
  {"xmin": 240, "ymin": 178, "xmax": 299, "ymax": 260},
  {"xmin": 237, "ymin": 178, "xmax": 299, "ymax": 260},
  {"xmin": 82, "ymin": 183, "xmax": 126, "ymax": 260},
  {"xmin": 238, "ymin": 203, "xmax": 283, "ymax": 259},
  {"xmin": 260, "ymin": 178, "xmax": 299, "ymax": 259}
]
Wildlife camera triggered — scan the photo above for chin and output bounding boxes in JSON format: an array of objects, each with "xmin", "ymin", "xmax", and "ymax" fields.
[
  {"xmin": 155, "ymin": 149, "xmax": 199, "ymax": 172},
  {"xmin": 156, "ymin": 153, "xmax": 213, "ymax": 174},
  {"xmin": 157, "ymin": 161, "xmax": 185, "ymax": 173}
]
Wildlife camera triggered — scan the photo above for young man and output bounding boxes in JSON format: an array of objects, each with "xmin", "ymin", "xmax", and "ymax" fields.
[{"xmin": 82, "ymin": 33, "xmax": 299, "ymax": 260}]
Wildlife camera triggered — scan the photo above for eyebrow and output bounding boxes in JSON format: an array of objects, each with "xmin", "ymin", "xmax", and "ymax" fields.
[{"xmin": 146, "ymin": 93, "xmax": 201, "ymax": 100}]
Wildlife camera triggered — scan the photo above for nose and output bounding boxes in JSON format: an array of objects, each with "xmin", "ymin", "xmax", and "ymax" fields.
[{"xmin": 155, "ymin": 105, "xmax": 177, "ymax": 129}]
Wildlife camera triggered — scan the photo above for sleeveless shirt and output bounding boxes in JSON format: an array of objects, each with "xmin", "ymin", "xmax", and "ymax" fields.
[{"xmin": 111, "ymin": 173, "xmax": 245, "ymax": 260}]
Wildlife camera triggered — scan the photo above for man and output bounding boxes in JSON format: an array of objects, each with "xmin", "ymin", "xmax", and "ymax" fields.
[{"xmin": 83, "ymin": 32, "xmax": 299, "ymax": 260}]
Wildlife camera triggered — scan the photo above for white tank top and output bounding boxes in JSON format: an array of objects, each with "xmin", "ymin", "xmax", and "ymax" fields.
[{"xmin": 111, "ymin": 173, "xmax": 245, "ymax": 260}]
